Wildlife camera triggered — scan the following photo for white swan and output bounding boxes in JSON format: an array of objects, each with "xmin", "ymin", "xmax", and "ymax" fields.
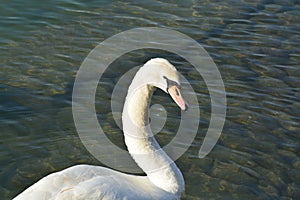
[{"xmin": 14, "ymin": 58, "xmax": 188, "ymax": 200}]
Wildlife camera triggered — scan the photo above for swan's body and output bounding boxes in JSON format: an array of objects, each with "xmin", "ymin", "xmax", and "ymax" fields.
[{"xmin": 14, "ymin": 58, "xmax": 188, "ymax": 200}]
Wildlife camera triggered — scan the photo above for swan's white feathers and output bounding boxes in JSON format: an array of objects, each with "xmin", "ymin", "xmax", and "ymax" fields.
[
  {"xmin": 14, "ymin": 58, "xmax": 185, "ymax": 200},
  {"xmin": 135, "ymin": 58, "xmax": 180, "ymax": 94},
  {"xmin": 15, "ymin": 165, "xmax": 174, "ymax": 200}
]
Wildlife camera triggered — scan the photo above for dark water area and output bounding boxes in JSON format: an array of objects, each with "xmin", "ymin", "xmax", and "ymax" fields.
[{"xmin": 0, "ymin": 0, "xmax": 299, "ymax": 199}]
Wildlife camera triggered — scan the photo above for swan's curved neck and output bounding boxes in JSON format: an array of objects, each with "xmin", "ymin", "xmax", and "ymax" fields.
[{"xmin": 122, "ymin": 74, "xmax": 184, "ymax": 196}]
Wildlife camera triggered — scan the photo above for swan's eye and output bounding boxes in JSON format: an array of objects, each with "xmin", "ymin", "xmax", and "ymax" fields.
[
  {"xmin": 175, "ymin": 88, "xmax": 179, "ymax": 96},
  {"xmin": 163, "ymin": 76, "xmax": 180, "ymax": 89}
]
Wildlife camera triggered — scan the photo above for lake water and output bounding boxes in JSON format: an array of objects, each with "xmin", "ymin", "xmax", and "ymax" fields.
[{"xmin": 1, "ymin": 0, "xmax": 299, "ymax": 199}]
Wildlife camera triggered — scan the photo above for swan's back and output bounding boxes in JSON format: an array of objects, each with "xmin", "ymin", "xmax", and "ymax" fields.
[{"xmin": 14, "ymin": 165, "xmax": 176, "ymax": 200}]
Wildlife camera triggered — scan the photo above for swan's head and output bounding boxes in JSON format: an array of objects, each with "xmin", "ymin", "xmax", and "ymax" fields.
[{"xmin": 141, "ymin": 58, "xmax": 188, "ymax": 111}]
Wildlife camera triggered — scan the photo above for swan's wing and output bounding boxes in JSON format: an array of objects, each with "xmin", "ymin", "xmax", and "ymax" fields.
[
  {"xmin": 14, "ymin": 164, "xmax": 172, "ymax": 200},
  {"xmin": 14, "ymin": 165, "xmax": 125, "ymax": 200},
  {"xmin": 56, "ymin": 175, "xmax": 124, "ymax": 200},
  {"xmin": 55, "ymin": 174, "xmax": 144, "ymax": 200}
]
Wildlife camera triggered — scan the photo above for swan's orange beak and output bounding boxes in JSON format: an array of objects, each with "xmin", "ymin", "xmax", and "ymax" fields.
[{"xmin": 168, "ymin": 85, "xmax": 188, "ymax": 111}]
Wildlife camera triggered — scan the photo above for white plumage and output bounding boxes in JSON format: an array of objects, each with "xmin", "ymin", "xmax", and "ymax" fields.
[{"xmin": 14, "ymin": 58, "xmax": 187, "ymax": 200}]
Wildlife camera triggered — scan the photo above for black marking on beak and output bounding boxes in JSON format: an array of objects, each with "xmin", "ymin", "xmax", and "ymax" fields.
[{"xmin": 163, "ymin": 76, "xmax": 181, "ymax": 91}]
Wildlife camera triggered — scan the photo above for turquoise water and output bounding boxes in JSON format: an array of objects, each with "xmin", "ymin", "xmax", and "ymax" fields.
[{"xmin": 1, "ymin": 0, "xmax": 300, "ymax": 199}]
